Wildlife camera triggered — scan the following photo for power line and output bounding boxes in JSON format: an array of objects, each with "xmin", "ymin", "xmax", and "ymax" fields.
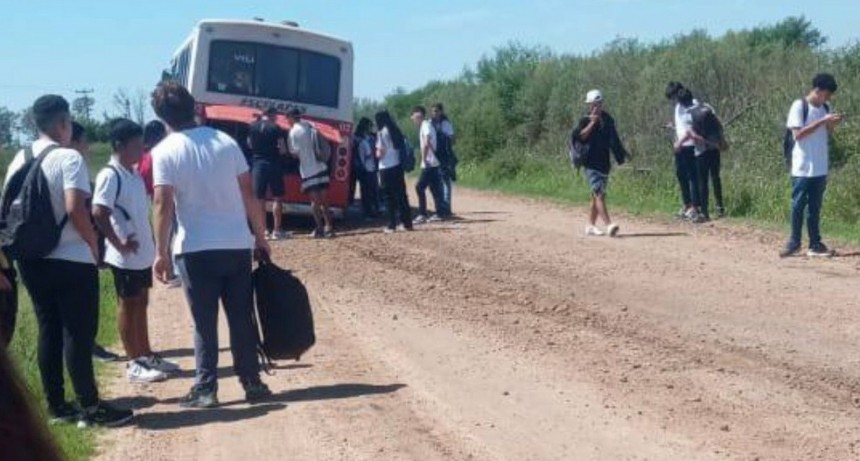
[{"xmin": 74, "ymin": 88, "xmax": 95, "ymax": 120}]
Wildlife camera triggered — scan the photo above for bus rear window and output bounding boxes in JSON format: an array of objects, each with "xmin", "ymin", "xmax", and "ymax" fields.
[{"xmin": 208, "ymin": 40, "xmax": 341, "ymax": 108}]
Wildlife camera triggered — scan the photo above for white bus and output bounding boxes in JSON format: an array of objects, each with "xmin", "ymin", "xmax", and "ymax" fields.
[{"xmin": 166, "ymin": 19, "xmax": 355, "ymax": 213}]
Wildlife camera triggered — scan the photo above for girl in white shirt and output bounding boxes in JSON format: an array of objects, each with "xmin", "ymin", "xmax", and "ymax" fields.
[{"xmin": 374, "ymin": 110, "xmax": 412, "ymax": 233}]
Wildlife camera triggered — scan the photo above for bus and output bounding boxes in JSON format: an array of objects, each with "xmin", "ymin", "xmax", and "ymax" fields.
[{"xmin": 166, "ymin": 19, "xmax": 355, "ymax": 216}]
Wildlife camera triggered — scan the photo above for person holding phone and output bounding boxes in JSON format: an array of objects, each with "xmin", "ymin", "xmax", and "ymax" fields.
[
  {"xmin": 572, "ymin": 90, "xmax": 629, "ymax": 237},
  {"xmin": 780, "ymin": 73, "xmax": 843, "ymax": 258}
]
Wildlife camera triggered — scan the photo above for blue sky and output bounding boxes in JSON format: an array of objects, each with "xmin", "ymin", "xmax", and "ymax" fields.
[{"xmin": 2, "ymin": 0, "xmax": 857, "ymax": 117}]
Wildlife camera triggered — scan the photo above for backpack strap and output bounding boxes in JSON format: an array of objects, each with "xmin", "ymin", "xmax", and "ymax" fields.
[
  {"xmin": 23, "ymin": 147, "xmax": 34, "ymax": 162},
  {"xmin": 30, "ymin": 145, "xmax": 68, "ymax": 230},
  {"xmin": 102, "ymin": 165, "xmax": 131, "ymax": 221},
  {"xmin": 801, "ymin": 99, "xmax": 810, "ymax": 125}
]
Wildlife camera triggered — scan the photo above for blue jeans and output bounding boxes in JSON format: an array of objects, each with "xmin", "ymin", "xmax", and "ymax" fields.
[
  {"xmin": 177, "ymin": 250, "xmax": 260, "ymax": 390},
  {"xmin": 789, "ymin": 176, "xmax": 827, "ymax": 247},
  {"xmin": 416, "ymin": 166, "xmax": 448, "ymax": 217},
  {"xmin": 441, "ymin": 168, "xmax": 454, "ymax": 214}
]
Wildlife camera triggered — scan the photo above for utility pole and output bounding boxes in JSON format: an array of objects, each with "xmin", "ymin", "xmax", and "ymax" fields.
[{"xmin": 74, "ymin": 88, "xmax": 95, "ymax": 120}]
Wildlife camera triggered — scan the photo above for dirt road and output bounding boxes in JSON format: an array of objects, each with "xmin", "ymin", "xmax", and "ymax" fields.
[{"xmin": 96, "ymin": 186, "xmax": 860, "ymax": 461}]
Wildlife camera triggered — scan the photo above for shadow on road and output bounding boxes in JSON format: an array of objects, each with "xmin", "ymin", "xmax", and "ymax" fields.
[
  {"xmin": 135, "ymin": 403, "xmax": 287, "ymax": 431},
  {"xmin": 617, "ymin": 232, "xmax": 688, "ymax": 239}
]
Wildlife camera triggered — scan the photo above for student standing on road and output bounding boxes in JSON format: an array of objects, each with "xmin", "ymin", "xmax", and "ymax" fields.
[
  {"xmin": 689, "ymin": 99, "xmax": 727, "ymax": 220},
  {"xmin": 431, "ymin": 103, "xmax": 457, "ymax": 215},
  {"xmin": 249, "ymin": 107, "xmax": 288, "ymax": 240},
  {"xmin": 5, "ymin": 95, "xmax": 133, "ymax": 427},
  {"xmin": 286, "ymin": 108, "xmax": 335, "ymax": 238},
  {"xmin": 672, "ymin": 88, "xmax": 705, "ymax": 223},
  {"xmin": 411, "ymin": 106, "xmax": 447, "ymax": 223},
  {"xmin": 780, "ymin": 73, "xmax": 842, "ymax": 258},
  {"xmin": 375, "ymin": 110, "xmax": 413, "ymax": 233},
  {"xmin": 353, "ymin": 117, "xmax": 380, "ymax": 219},
  {"xmin": 151, "ymin": 82, "xmax": 272, "ymax": 408},
  {"xmin": 93, "ymin": 119, "xmax": 179, "ymax": 385},
  {"xmin": 67, "ymin": 122, "xmax": 125, "ymax": 362},
  {"xmin": 572, "ymin": 90, "xmax": 629, "ymax": 237}
]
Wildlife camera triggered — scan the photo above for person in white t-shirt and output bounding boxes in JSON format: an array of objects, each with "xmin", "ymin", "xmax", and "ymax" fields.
[
  {"xmin": 375, "ymin": 110, "xmax": 413, "ymax": 233},
  {"xmin": 286, "ymin": 108, "xmax": 334, "ymax": 238},
  {"xmin": 150, "ymin": 82, "xmax": 271, "ymax": 408},
  {"xmin": 93, "ymin": 119, "xmax": 178, "ymax": 385},
  {"xmin": 431, "ymin": 103, "xmax": 456, "ymax": 214},
  {"xmin": 780, "ymin": 73, "xmax": 843, "ymax": 258},
  {"xmin": 669, "ymin": 87, "xmax": 704, "ymax": 222},
  {"xmin": 410, "ymin": 106, "xmax": 447, "ymax": 223},
  {"xmin": 4, "ymin": 95, "xmax": 133, "ymax": 428}
]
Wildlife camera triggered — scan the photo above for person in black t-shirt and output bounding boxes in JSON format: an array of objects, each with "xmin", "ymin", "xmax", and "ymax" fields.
[{"xmin": 248, "ymin": 107, "xmax": 288, "ymax": 240}]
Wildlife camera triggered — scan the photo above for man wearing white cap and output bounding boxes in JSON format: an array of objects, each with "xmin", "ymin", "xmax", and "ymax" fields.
[{"xmin": 571, "ymin": 89, "xmax": 629, "ymax": 237}]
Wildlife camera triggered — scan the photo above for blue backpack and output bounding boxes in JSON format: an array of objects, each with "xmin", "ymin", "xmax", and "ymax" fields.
[{"xmin": 0, "ymin": 146, "xmax": 68, "ymax": 260}]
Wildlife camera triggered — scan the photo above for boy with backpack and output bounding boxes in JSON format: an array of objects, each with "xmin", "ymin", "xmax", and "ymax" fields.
[
  {"xmin": 572, "ymin": 90, "xmax": 628, "ymax": 237},
  {"xmin": 689, "ymin": 99, "xmax": 727, "ymax": 221},
  {"xmin": 411, "ymin": 106, "xmax": 448, "ymax": 223},
  {"xmin": 780, "ymin": 73, "xmax": 843, "ymax": 258},
  {"xmin": 431, "ymin": 103, "xmax": 457, "ymax": 215},
  {"xmin": 1, "ymin": 95, "xmax": 133, "ymax": 427},
  {"xmin": 93, "ymin": 119, "xmax": 178, "ymax": 384}
]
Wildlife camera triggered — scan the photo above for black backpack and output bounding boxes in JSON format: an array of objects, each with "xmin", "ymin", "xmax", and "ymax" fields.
[
  {"xmin": 94, "ymin": 166, "xmax": 131, "ymax": 267},
  {"xmin": 252, "ymin": 261, "xmax": 316, "ymax": 361},
  {"xmin": 783, "ymin": 99, "xmax": 829, "ymax": 170},
  {"xmin": 690, "ymin": 104, "xmax": 727, "ymax": 151},
  {"xmin": 433, "ymin": 126, "xmax": 452, "ymax": 167},
  {"xmin": 568, "ymin": 128, "xmax": 589, "ymax": 169},
  {"xmin": 0, "ymin": 146, "xmax": 68, "ymax": 260},
  {"xmin": 399, "ymin": 139, "xmax": 417, "ymax": 173}
]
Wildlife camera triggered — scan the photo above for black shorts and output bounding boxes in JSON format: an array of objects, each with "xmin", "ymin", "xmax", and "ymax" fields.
[
  {"xmin": 252, "ymin": 160, "xmax": 285, "ymax": 199},
  {"xmin": 110, "ymin": 266, "xmax": 153, "ymax": 298}
]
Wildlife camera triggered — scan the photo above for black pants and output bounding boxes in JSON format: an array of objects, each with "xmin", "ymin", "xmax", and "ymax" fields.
[
  {"xmin": 696, "ymin": 149, "xmax": 724, "ymax": 218},
  {"xmin": 0, "ymin": 268, "xmax": 18, "ymax": 347},
  {"xmin": 176, "ymin": 250, "xmax": 260, "ymax": 390},
  {"xmin": 415, "ymin": 166, "xmax": 446, "ymax": 217},
  {"xmin": 380, "ymin": 166, "xmax": 412, "ymax": 230},
  {"xmin": 18, "ymin": 259, "xmax": 99, "ymax": 409},
  {"xmin": 358, "ymin": 169, "xmax": 379, "ymax": 217},
  {"xmin": 675, "ymin": 146, "xmax": 700, "ymax": 208}
]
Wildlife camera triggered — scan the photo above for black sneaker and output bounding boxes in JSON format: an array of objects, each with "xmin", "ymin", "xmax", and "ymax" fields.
[
  {"xmin": 241, "ymin": 377, "xmax": 272, "ymax": 403},
  {"xmin": 779, "ymin": 242, "xmax": 801, "ymax": 258},
  {"xmin": 49, "ymin": 402, "xmax": 81, "ymax": 425},
  {"xmin": 808, "ymin": 243, "xmax": 835, "ymax": 258},
  {"xmin": 179, "ymin": 385, "xmax": 218, "ymax": 409},
  {"xmin": 78, "ymin": 402, "xmax": 134, "ymax": 428},
  {"xmin": 92, "ymin": 344, "xmax": 121, "ymax": 362}
]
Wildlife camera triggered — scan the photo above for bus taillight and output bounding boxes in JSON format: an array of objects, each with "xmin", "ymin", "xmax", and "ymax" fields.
[{"xmin": 334, "ymin": 146, "xmax": 349, "ymax": 182}]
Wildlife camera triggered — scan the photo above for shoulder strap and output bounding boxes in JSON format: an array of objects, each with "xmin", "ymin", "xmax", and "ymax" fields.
[
  {"xmin": 801, "ymin": 99, "xmax": 810, "ymax": 125},
  {"xmin": 23, "ymin": 147, "xmax": 34, "ymax": 162},
  {"xmin": 102, "ymin": 165, "xmax": 130, "ymax": 220}
]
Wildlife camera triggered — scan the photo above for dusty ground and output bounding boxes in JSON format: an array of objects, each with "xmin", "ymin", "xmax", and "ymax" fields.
[{"xmin": 95, "ymin": 186, "xmax": 860, "ymax": 461}]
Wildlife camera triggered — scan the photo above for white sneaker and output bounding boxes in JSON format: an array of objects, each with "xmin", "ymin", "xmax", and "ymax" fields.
[
  {"xmin": 585, "ymin": 226, "xmax": 605, "ymax": 237},
  {"xmin": 166, "ymin": 277, "xmax": 182, "ymax": 289},
  {"xmin": 428, "ymin": 214, "xmax": 443, "ymax": 223},
  {"xmin": 413, "ymin": 215, "xmax": 428, "ymax": 225},
  {"xmin": 275, "ymin": 231, "xmax": 293, "ymax": 240},
  {"xmin": 143, "ymin": 354, "xmax": 180, "ymax": 373},
  {"xmin": 127, "ymin": 360, "xmax": 168, "ymax": 384},
  {"xmin": 607, "ymin": 223, "xmax": 620, "ymax": 237},
  {"xmin": 265, "ymin": 231, "xmax": 275, "ymax": 241}
]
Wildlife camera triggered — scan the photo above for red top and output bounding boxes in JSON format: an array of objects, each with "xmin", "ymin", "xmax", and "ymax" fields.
[{"xmin": 137, "ymin": 150, "xmax": 154, "ymax": 197}]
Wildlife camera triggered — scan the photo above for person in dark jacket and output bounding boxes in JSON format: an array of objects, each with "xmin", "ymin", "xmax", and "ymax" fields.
[{"xmin": 572, "ymin": 89, "xmax": 629, "ymax": 237}]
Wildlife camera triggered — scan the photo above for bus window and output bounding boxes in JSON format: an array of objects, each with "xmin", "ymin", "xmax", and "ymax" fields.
[
  {"xmin": 208, "ymin": 41, "xmax": 255, "ymax": 95},
  {"xmin": 207, "ymin": 40, "xmax": 341, "ymax": 108},
  {"xmin": 256, "ymin": 45, "xmax": 299, "ymax": 101},
  {"xmin": 297, "ymin": 51, "xmax": 340, "ymax": 108}
]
